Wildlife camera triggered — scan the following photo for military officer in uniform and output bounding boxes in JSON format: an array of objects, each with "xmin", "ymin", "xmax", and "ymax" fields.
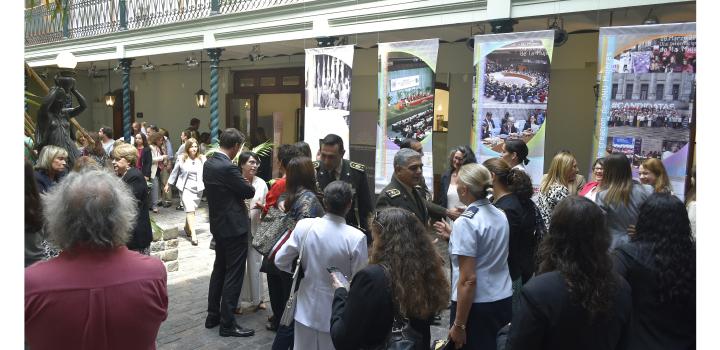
[
  {"xmin": 375, "ymin": 148, "xmax": 429, "ymax": 227},
  {"xmin": 314, "ymin": 134, "xmax": 374, "ymax": 244}
]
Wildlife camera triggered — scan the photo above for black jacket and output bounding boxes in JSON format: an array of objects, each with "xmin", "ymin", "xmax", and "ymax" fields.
[
  {"xmin": 613, "ymin": 242, "xmax": 696, "ymax": 350},
  {"xmin": 436, "ymin": 170, "xmax": 452, "ymax": 209},
  {"xmin": 139, "ymin": 147, "xmax": 152, "ymax": 179},
  {"xmin": 122, "ymin": 167, "xmax": 152, "ymax": 250},
  {"xmin": 203, "ymin": 152, "xmax": 255, "ymax": 238},
  {"xmin": 331, "ymin": 264, "xmax": 431, "ymax": 350},
  {"xmin": 505, "ymin": 271, "xmax": 632, "ymax": 350},
  {"xmin": 493, "ymin": 194, "xmax": 537, "ymax": 283},
  {"xmin": 375, "ymin": 176, "xmax": 429, "ymax": 226},
  {"xmin": 314, "ymin": 159, "xmax": 374, "ymax": 236}
]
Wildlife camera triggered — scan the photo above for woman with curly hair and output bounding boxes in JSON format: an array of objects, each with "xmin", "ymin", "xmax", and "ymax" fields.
[
  {"xmin": 330, "ymin": 207, "xmax": 450, "ymax": 350},
  {"xmin": 482, "ymin": 158, "xmax": 538, "ymax": 286},
  {"xmin": 506, "ymin": 196, "xmax": 632, "ymax": 350},
  {"xmin": 613, "ymin": 193, "xmax": 695, "ymax": 349},
  {"xmin": 638, "ymin": 158, "xmax": 673, "ymax": 194},
  {"xmin": 437, "ymin": 145, "xmax": 477, "ymax": 216}
]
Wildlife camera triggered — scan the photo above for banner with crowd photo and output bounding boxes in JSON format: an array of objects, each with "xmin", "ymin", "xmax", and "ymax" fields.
[
  {"xmin": 593, "ymin": 23, "xmax": 695, "ymax": 199},
  {"xmin": 304, "ymin": 45, "xmax": 355, "ymax": 159},
  {"xmin": 471, "ymin": 30, "xmax": 555, "ymax": 189},
  {"xmin": 375, "ymin": 39, "xmax": 439, "ymax": 193}
]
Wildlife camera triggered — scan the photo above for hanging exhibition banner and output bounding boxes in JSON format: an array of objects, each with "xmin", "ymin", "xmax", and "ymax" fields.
[
  {"xmin": 304, "ymin": 45, "xmax": 355, "ymax": 159},
  {"xmin": 471, "ymin": 30, "xmax": 555, "ymax": 189},
  {"xmin": 375, "ymin": 39, "xmax": 439, "ymax": 193},
  {"xmin": 593, "ymin": 23, "xmax": 695, "ymax": 199}
]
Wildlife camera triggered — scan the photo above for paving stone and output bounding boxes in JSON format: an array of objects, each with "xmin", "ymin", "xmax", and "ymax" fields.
[
  {"xmin": 151, "ymin": 241, "xmax": 166, "ymax": 253},
  {"xmin": 163, "ymin": 227, "xmax": 179, "ymax": 241},
  {"xmin": 163, "ymin": 249, "xmax": 179, "ymax": 262},
  {"xmin": 165, "ymin": 260, "xmax": 179, "ymax": 272},
  {"xmin": 166, "ymin": 238, "xmax": 179, "ymax": 249}
]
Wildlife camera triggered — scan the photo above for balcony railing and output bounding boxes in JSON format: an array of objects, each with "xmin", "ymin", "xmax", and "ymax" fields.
[{"xmin": 25, "ymin": 0, "xmax": 302, "ymax": 46}]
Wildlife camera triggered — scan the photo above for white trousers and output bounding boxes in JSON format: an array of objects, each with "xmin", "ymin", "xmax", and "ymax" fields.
[
  {"xmin": 294, "ymin": 321, "xmax": 335, "ymax": 350},
  {"xmin": 240, "ymin": 237, "xmax": 264, "ymax": 305}
]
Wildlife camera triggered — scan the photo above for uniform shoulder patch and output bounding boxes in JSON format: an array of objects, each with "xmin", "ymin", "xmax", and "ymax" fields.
[
  {"xmin": 461, "ymin": 206, "xmax": 479, "ymax": 219},
  {"xmin": 385, "ymin": 189, "xmax": 401, "ymax": 198},
  {"xmin": 313, "ymin": 161, "xmax": 320, "ymax": 169},
  {"xmin": 349, "ymin": 161, "xmax": 365, "ymax": 172}
]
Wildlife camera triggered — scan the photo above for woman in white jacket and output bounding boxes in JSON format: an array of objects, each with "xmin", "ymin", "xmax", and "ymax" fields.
[
  {"xmin": 275, "ymin": 181, "xmax": 368, "ymax": 350},
  {"xmin": 165, "ymin": 138, "xmax": 205, "ymax": 245}
]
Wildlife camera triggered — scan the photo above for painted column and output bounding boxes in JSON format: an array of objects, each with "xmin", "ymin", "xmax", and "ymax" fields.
[
  {"xmin": 648, "ymin": 72, "xmax": 657, "ymax": 100},
  {"xmin": 631, "ymin": 74, "xmax": 641, "ymax": 100},
  {"xmin": 120, "ymin": 58, "xmax": 134, "ymax": 142},
  {"xmin": 616, "ymin": 74, "xmax": 626, "ymax": 100},
  {"xmin": 207, "ymin": 48, "xmax": 223, "ymax": 143},
  {"xmin": 664, "ymin": 71, "xmax": 674, "ymax": 100}
]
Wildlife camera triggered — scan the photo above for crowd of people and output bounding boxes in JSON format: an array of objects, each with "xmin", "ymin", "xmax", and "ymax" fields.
[
  {"xmin": 25, "ymin": 124, "xmax": 696, "ymax": 349},
  {"xmin": 483, "ymin": 67, "xmax": 549, "ymax": 104},
  {"xmin": 619, "ymin": 41, "xmax": 696, "ymax": 74},
  {"xmin": 390, "ymin": 107, "xmax": 434, "ymax": 143},
  {"xmin": 609, "ymin": 103, "xmax": 687, "ymax": 128}
]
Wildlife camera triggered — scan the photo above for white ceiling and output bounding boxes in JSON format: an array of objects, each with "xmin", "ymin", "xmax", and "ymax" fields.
[{"xmin": 70, "ymin": 2, "xmax": 694, "ymax": 72}]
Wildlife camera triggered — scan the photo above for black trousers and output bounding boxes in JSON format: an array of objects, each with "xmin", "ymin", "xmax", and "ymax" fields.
[
  {"xmin": 207, "ymin": 235, "xmax": 249, "ymax": 327},
  {"xmin": 450, "ymin": 297, "xmax": 512, "ymax": 350}
]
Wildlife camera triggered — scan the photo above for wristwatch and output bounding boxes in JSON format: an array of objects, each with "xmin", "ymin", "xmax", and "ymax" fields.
[{"xmin": 453, "ymin": 322, "xmax": 466, "ymax": 331}]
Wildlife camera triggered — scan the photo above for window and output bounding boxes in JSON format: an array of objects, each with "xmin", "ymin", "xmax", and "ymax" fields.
[
  {"xmin": 640, "ymin": 84, "xmax": 649, "ymax": 100},
  {"xmin": 655, "ymin": 84, "xmax": 664, "ymax": 100},
  {"xmin": 612, "ymin": 84, "xmax": 618, "ymax": 99},
  {"xmin": 672, "ymin": 84, "xmax": 680, "ymax": 100},
  {"xmin": 625, "ymin": 84, "xmax": 633, "ymax": 100}
]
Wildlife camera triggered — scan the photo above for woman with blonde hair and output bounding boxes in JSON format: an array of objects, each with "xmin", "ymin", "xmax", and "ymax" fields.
[
  {"xmin": 596, "ymin": 153, "xmax": 652, "ymax": 250},
  {"xmin": 34, "ymin": 145, "xmax": 68, "ymax": 194},
  {"xmin": 112, "ymin": 143, "xmax": 153, "ymax": 254},
  {"xmin": 74, "ymin": 130, "xmax": 89, "ymax": 151},
  {"xmin": 537, "ymin": 151, "xmax": 578, "ymax": 230},
  {"xmin": 331, "ymin": 207, "xmax": 450, "ymax": 349},
  {"xmin": 639, "ymin": 158, "xmax": 673, "ymax": 194},
  {"xmin": 434, "ymin": 163, "xmax": 513, "ymax": 349},
  {"xmin": 165, "ymin": 138, "xmax": 205, "ymax": 245}
]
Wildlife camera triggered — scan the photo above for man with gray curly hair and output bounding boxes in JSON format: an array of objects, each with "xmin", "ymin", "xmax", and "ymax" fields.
[
  {"xmin": 375, "ymin": 148, "xmax": 429, "ymax": 226},
  {"xmin": 25, "ymin": 169, "xmax": 168, "ymax": 350}
]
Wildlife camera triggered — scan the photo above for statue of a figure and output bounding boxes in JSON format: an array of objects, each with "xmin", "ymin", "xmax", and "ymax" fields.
[{"xmin": 35, "ymin": 72, "xmax": 87, "ymax": 170}]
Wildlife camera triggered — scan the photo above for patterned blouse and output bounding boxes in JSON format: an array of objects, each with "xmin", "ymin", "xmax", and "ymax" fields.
[{"xmin": 537, "ymin": 182, "xmax": 570, "ymax": 231}]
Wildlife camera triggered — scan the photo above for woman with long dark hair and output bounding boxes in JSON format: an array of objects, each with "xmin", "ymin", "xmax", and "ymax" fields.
[
  {"xmin": 596, "ymin": 153, "xmax": 653, "ymax": 249},
  {"xmin": 501, "ymin": 139, "xmax": 530, "ymax": 173},
  {"xmin": 506, "ymin": 196, "xmax": 632, "ymax": 350},
  {"xmin": 330, "ymin": 208, "xmax": 450, "ymax": 350},
  {"xmin": 437, "ymin": 146, "xmax": 477, "ymax": 216},
  {"xmin": 613, "ymin": 193, "xmax": 695, "ymax": 349},
  {"xmin": 83, "ymin": 133, "xmax": 110, "ymax": 169},
  {"xmin": 483, "ymin": 158, "xmax": 538, "ymax": 286},
  {"xmin": 134, "ymin": 132, "xmax": 152, "ymax": 179},
  {"xmin": 271, "ymin": 156, "xmax": 325, "ymax": 350}
]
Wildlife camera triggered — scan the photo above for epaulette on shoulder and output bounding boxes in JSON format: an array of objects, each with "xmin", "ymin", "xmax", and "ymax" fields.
[
  {"xmin": 461, "ymin": 206, "xmax": 479, "ymax": 219},
  {"xmin": 313, "ymin": 161, "xmax": 320, "ymax": 169},
  {"xmin": 385, "ymin": 189, "xmax": 401, "ymax": 198},
  {"xmin": 349, "ymin": 161, "xmax": 365, "ymax": 172}
]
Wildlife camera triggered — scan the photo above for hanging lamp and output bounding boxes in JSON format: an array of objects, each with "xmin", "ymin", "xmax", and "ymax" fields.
[
  {"xmin": 195, "ymin": 50, "xmax": 209, "ymax": 108},
  {"xmin": 104, "ymin": 61, "xmax": 115, "ymax": 107}
]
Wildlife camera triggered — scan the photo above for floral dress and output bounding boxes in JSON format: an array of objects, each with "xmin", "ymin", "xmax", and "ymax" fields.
[{"xmin": 537, "ymin": 182, "xmax": 569, "ymax": 231}]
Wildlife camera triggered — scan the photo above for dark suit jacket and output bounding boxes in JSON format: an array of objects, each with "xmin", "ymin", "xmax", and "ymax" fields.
[
  {"xmin": 331, "ymin": 264, "xmax": 431, "ymax": 350},
  {"xmin": 203, "ymin": 152, "xmax": 255, "ymax": 239},
  {"xmin": 122, "ymin": 167, "xmax": 152, "ymax": 250},
  {"xmin": 375, "ymin": 175, "xmax": 429, "ymax": 226},
  {"xmin": 505, "ymin": 271, "xmax": 632, "ymax": 350},
  {"xmin": 139, "ymin": 147, "xmax": 152, "ymax": 179}
]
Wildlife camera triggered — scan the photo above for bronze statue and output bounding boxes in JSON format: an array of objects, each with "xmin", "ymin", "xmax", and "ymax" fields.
[{"xmin": 35, "ymin": 72, "xmax": 87, "ymax": 169}]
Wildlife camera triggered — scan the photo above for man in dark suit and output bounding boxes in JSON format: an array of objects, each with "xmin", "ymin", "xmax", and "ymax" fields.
[
  {"xmin": 203, "ymin": 128, "xmax": 256, "ymax": 337},
  {"xmin": 314, "ymin": 134, "xmax": 374, "ymax": 244},
  {"xmin": 375, "ymin": 148, "xmax": 429, "ymax": 227}
]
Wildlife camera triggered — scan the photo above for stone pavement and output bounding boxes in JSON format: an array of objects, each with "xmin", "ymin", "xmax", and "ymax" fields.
[{"xmin": 151, "ymin": 199, "xmax": 450, "ymax": 350}]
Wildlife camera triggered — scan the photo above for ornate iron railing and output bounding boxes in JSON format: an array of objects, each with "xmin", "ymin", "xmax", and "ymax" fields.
[{"xmin": 25, "ymin": 0, "xmax": 303, "ymax": 46}]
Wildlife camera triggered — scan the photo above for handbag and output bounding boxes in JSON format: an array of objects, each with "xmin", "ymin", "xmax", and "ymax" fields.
[
  {"xmin": 252, "ymin": 205, "xmax": 295, "ymax": 256},
  {"xmin": 278, "ymin": 220, "xmax": 314, "ymax": 327},
  {"xmin": 368, "ymin": 265, "xmax": 423, "ymax": 350}
]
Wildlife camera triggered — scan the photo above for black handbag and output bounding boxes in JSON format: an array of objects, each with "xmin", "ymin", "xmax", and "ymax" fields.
[{"xmin": 369, "ymin": 265, "xmax": 423, "ymax": 350}]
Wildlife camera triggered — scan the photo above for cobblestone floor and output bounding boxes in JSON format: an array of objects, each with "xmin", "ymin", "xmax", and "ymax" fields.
[{"xmin": 151, "ymin": 199, "xmax": 450, "ymax": 350}]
